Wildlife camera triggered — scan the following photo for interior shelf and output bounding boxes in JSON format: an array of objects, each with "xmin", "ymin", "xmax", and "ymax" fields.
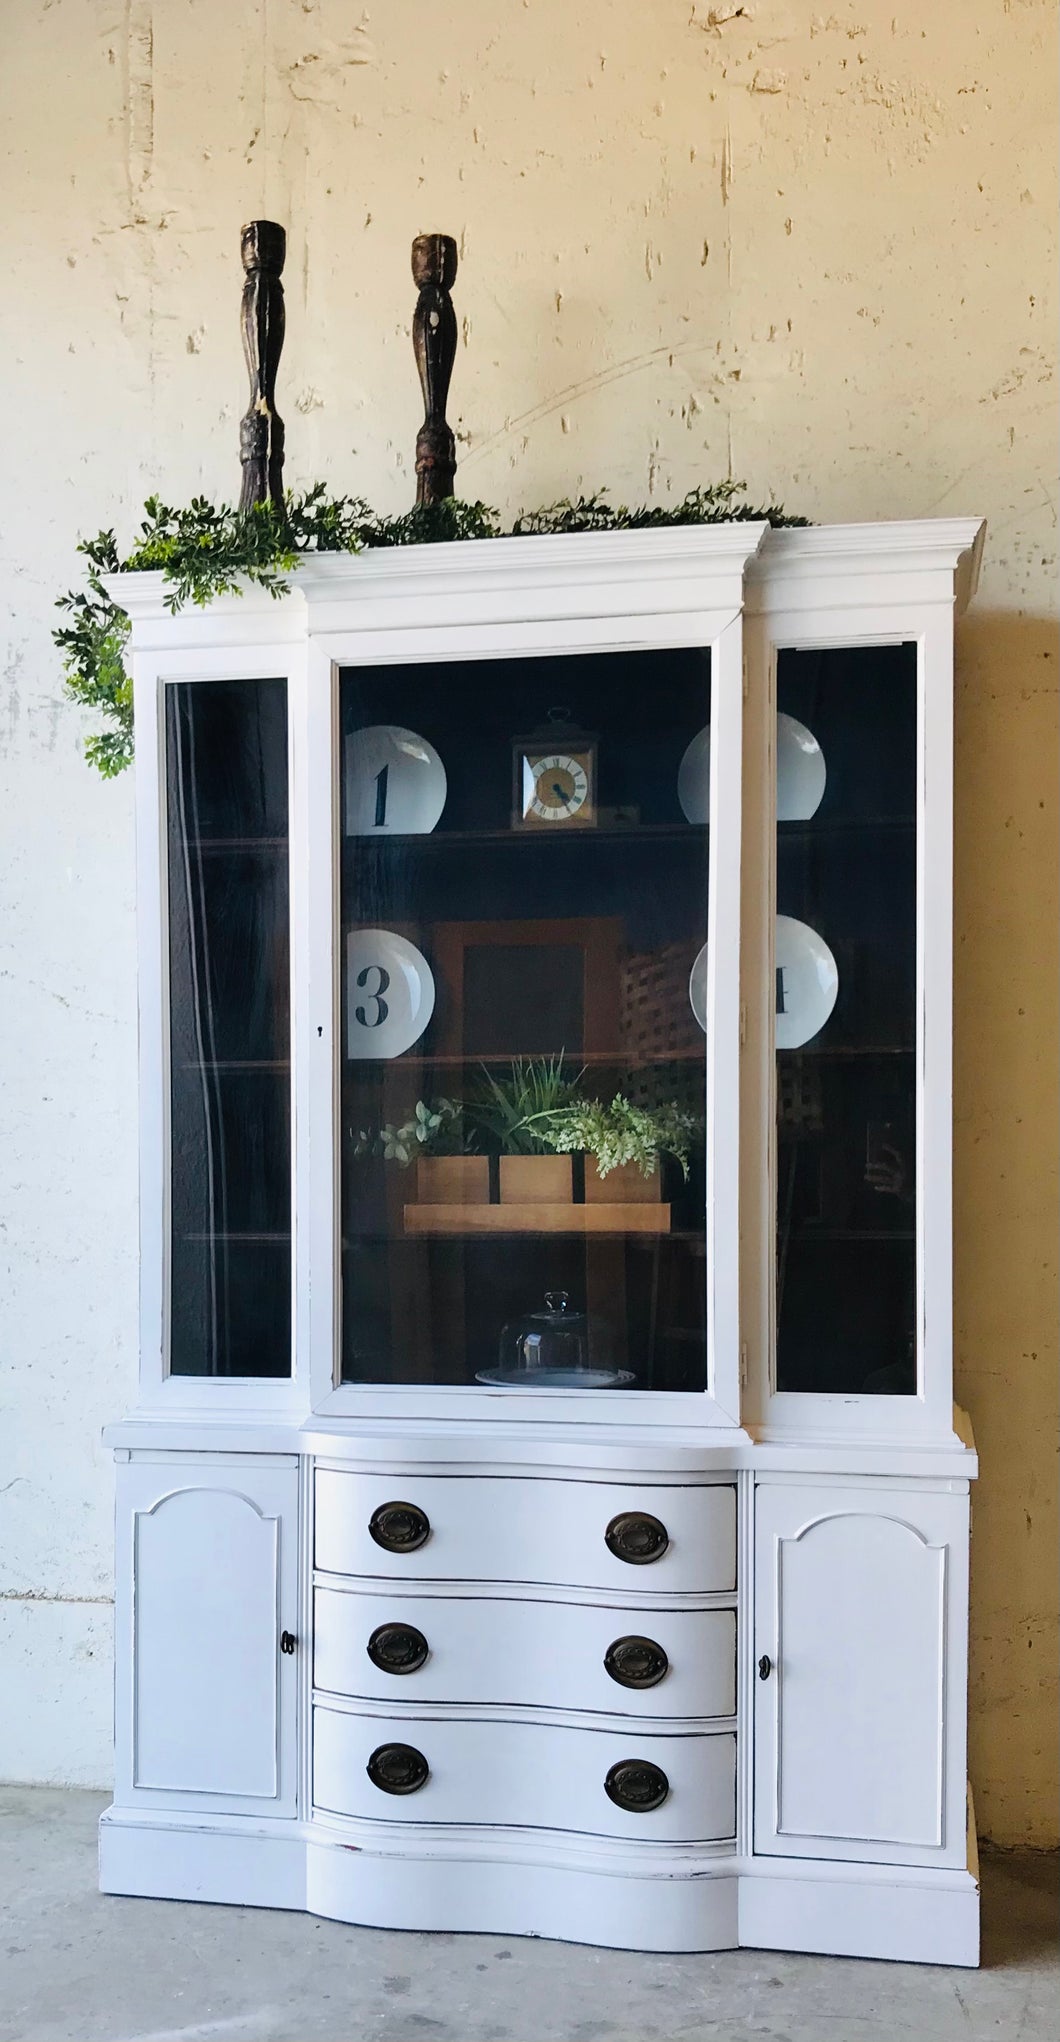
[
  {"xmin": 343, "ymin": 822, "xmax": 708, "ymax": 851},
  {"xmin": 181, "ymin": 1059, "xmax": 290, "ymax": 1072},
  {"xmin": 186, "ymin": 836, "xmax": 288, "ymax": 851},
  {"xmin": 402, "ymin": 1202, "xmax": 672, "ymax": 1236},
  {"xmin": 777, "ymin": 815, "xmax": 914, "ymax": 840}
]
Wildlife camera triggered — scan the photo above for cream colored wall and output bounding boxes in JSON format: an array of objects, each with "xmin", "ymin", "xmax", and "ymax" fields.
[{"xmin": 0, "ymin": 0, "xmax": 1055, "ymax": 1844}]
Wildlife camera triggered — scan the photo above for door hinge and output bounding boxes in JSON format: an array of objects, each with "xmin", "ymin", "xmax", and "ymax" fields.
[
  {"xmin": 742, "ymin": 656, "xmax": 750, "ymax": 700},
  {"xmin": 739, "ymin": 1344, "xmax": 748, "ymax": 1389},
  {"xmin": 739, "ymin": 1001, "xmax": 748, "ymax": 1046}
]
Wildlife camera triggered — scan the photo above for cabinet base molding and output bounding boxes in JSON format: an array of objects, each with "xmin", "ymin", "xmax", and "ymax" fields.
[
  {"xmin": 98, "ymin": 1808, "xmax": 979, "ymax": 1963},
  {"xmin": 98, "ymin": 1810, "xmax": 307, "ymax": 1914},
  {"xmin": 738, "ymin": 1866, "xmax": 980, "ymax": 1970}
]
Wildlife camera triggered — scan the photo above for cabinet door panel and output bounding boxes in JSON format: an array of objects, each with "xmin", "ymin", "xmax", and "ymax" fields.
[
  {"xmin": 115, "ymin": 1458, "xmax": 299, "ymax": 1815},
  {"xmin": 754, "ymin": 1482, "xmax": 968, "ymax": 1867}
]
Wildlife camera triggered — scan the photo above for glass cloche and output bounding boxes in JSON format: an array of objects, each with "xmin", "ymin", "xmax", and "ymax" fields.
[{"xmin": 477, "ymin": 1291, "xmax": 631, "ymax": 1389}]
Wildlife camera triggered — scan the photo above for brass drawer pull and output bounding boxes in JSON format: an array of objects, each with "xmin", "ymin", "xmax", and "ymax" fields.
[
  {"xmin": 369, "ymin": 1501, "xmax": 431, "ymax": 1553},
  {"xmin": 604, "ymin": 1634, "xmax": 669, "ymax": 1689},
  {"xmin": 605, "ymin": 1510, "xmax": 669, "ymax": 1565},
  {"xmin": 366, "ymin": 1742, "xmax": 430, "ymax": 1794},
  {"xmin": 604, "ymin": 1759, "xmax": 670, "ymax": 1813},
  {"xmin": 367, "ymin": 1622, "xmax": 429, "ymax": 1675}
]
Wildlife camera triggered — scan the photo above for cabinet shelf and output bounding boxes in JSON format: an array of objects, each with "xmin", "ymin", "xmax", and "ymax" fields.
[
  {"xmin": 186, "ymin": 836, "xmax": 288, "ymax": 851},
  {"xmin": 180, "ymin": 1059, "xmax": 290, "ymax": 1072},
  {"xmin": 180, "ymin": 1231, "xmax": 291, "ymax": 1244},
  {"xmin": 777, "ymin": 815, "xmax": 914, "ymax": 841},
  {"xmin": 343, "ymin": 822, "xmax": 708, "ymax": 851},
  {"xmin": 343, "ymin": 1049, "xmax": 706, "ymax": 1070},
  {"xmin": 788, "ymin": 1228, "xmax": 915, "ymax": 1243},
  {"xmin": 403, "ymin": 1202, "xmax": 672, "ymax": 1236}
]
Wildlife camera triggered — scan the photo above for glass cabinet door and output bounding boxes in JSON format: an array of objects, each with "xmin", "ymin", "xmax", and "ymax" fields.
[
  {"xmin": 166, "ymin": 678, "xmax": 291, "ymax": 1376},
  {"xmin": 339, "ymin": 650, "xmax": 713, "ymax": 1393},
  {"xmin": 774, "ymin": 645, "xmax": 917, "ymax": 1396}
]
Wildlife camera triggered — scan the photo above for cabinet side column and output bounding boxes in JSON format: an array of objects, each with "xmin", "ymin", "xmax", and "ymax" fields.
[
  {"xmin": 707, "ymin": 612, "xmax": 745, "ymax": 1419},
  {"xmin": 305, "ymin": 642, "xmax": 340, "ymax": 1406}
]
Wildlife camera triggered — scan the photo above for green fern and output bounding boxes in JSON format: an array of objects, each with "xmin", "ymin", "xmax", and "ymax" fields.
[{"xmin": 55, "ymin": 480, "xmax": 808, "ymax": 776}]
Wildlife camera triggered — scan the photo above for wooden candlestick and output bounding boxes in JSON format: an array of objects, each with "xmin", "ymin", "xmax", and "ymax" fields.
[
  {"xmin": 238, "ymin": 220, "xmax": 286, "ymax": 512},
  {"xmin": 411, "ymin": 233, "xmax": 458, "ymax": 506}
]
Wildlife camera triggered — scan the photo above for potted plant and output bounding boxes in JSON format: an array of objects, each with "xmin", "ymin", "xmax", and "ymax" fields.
[
  {"xmin": 353, "ymin": 1099, "xmax": 489, "ymax": 1204},
  {"xmin": 465, "ymin": 1057, "xmax": 581, "ymax": 1205},
  {"xmin": 532, "ymin": 1093, "xmax": 700, "ymax": 1203}
]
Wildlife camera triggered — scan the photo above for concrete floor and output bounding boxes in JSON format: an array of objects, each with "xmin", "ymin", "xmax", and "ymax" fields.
[{"xmin": 1, "ymin": 1791, "xmax": 1056, "ymax": 2042}]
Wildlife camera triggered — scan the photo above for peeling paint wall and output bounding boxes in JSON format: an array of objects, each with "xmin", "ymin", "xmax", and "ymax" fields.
[{"xmin": 0, "ymin": 0, "xmax": 1055, "ymax": 1844}]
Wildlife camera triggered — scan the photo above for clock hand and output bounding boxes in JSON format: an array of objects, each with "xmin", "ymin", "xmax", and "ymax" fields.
[{"xmin": 552, "ymin": 782, "xmax": 572, "ymax": 806}]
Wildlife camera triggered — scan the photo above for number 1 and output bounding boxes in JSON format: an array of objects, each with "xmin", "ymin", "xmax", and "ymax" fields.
[{"xmin": 373, "ymin": 764, "xmax": 389, "ymax": 828}]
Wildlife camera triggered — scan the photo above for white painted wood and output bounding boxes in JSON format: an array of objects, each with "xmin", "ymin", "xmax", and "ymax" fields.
[
  {"xmin": 306, "ymin": 1833, "xmax": 739, "ymax": 1951},
  {"xmin": 113, "ymin": 1457, "xmax": 299, "ymax": 1815},
  {"xmin": 738, "ymin": 1864, "xmax": 980, "ymax": 1968},
  {"xmin": 99, "ymin": 1809, "xmax": 308, "ymax": 1912},
  {"xmin": 102, "ymin": 520, "xmax": 983, "ymax": 1963},
  {"xmin": 97, "ymin": 1804, "xmax": 977, "ymax": 1961},
  {"xmin": 313, "ymin": 1705, "xmax": 736, "ymax": 1843},
  {"xmin": 705, "ymin": 613, "xmax": 743, "ymax": 1422},
  {"xmin": 742, "ymin": 517, "xmax": 985, "ymax": 1447},
  {"xmin": 754, "ymin": 1481, "xmax": 970, "ymax": 1866},
  {"xmin": 313, "ymin": 1586, "xmax": 736, "ymax": 1720},
  {"xmin": 314, "ymin": 1468, "xmax": 736, "ymax": 1594}
]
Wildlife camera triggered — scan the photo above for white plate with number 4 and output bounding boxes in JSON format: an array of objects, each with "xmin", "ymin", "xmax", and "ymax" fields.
[{"xmin": 346, "ymin": 930, "xmax": 435, "ymax": 1060}]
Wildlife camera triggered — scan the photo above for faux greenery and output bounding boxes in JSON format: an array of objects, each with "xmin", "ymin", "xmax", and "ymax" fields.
[
  {"xmin": 533, "ymin": 1093, "xmax": 700, "ymax": 1182},
  {"xmin": 353, "ymin": 1096, "xmax": 464, "ymax": 1166},
  {"xmin": 54, "ymin": 482, "xmax": 808, "ymax": 776},
  {"xmin": 464, "ymin": 1057, "xmax": 583, "ymax": 1157},
  {"xmin": 353, "ymin": 1062, "xmax": 701, "ymax": 1185}
]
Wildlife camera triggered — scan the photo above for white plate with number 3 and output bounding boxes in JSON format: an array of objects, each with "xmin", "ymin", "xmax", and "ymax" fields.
[
  {"xmin": 346, "ymin": 930, "xmax": 436, "ymax": 1060},
  {"xmin": 345, "ymin": 725, "xmax": 447, "ymax": 836}
]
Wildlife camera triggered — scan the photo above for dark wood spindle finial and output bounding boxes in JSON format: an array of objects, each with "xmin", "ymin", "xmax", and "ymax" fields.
[
  {"xmin": 412, "ymin": 233, "xmax": 458, "ymax": 506},
  {"xmin": 238, "ymin": 220, "xmax": 286, "ymax": 512}
]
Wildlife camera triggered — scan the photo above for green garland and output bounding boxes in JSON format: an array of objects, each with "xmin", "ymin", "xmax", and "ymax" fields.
[{"xmin": 53, "ymin": 481, "xmax": 808, "ymax": 777}]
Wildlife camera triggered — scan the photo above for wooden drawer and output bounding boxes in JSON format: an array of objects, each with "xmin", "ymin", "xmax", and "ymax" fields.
[
  {"xmin": 313, "ymin": 1705, "xmax": 736, "ymax": 1843},
  {"xmin": 314, "ymin": 1470, "xmax": 736, "ymax": 1595},
  {"xmin": 314, "ymin": 1586, "xmax": 736, "ymax": 1720}
]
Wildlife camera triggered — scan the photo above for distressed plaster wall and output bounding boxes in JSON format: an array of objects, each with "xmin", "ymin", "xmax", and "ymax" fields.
[{"xmin": 0, "ymin": 0, "xmax": 1055, "ymax": 1844}]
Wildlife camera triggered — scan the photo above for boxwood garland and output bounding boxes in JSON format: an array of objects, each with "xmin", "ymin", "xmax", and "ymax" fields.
[{"xmin": 53, "ymin": 482, "xmax": 808, "ymax": 777}]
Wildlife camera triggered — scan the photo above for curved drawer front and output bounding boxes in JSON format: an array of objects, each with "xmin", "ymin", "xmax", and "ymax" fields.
[
  {"xmin": 314, "ymin": 1587, "xmax": 736, "ymax": 1720},
  {"xmin": 313, "ymin": 1706, "xmax": 736, "ymax": 1843},
  {"xmin": 314, "ymin": 1470, "xmax": 736, "ymax": 1595}
]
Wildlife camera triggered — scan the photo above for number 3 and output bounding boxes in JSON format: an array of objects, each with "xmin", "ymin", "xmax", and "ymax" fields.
[{"xmin": 355, "ymin": 965, "xmax": 390, "ymax": 1028}]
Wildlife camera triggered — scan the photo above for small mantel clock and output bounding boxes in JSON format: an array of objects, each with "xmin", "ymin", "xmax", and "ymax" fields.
[{"xmin": 512, "ymin": 709, "xmax": 598, "ymax": 829}]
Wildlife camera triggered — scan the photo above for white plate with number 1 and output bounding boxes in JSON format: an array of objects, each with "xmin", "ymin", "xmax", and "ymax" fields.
[
  {"xmin": 346, "ymin": 930, "xmax": 436, "ymax": 1060},
  {"xmin": 345, "ymin": 725, "xmax": 447, "ymax": 836}
]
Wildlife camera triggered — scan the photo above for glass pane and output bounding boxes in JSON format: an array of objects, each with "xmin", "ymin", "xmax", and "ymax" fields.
[
  {"xmin": 339, "ymin": 651, "xmax": 712, "ymax": 1392},
  {"xmin": 775, "ymin": 645, "xmax": 917, "ymax": 1395},
  {"xmin": 166, "ymin": 679, "xmax": 291, "ymax": 1376}
]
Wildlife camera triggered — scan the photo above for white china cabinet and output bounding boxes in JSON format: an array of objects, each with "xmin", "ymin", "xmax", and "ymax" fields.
[{"xmin": 100, "ymin": 515, "xmax": 985, "ymax": 1964}]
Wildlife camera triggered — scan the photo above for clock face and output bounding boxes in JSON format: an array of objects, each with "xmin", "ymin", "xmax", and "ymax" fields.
[{"xmin": 522, "ymin": 751, "xmax": 592, "ymax": 824}]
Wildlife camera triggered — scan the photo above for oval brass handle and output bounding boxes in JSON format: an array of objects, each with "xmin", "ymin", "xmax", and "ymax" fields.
[
  {"xmin": 367, "ymin": 1622, "xmax": 429, "ymax": 1675},
  {"xmin": 604, "ymin": 1510, "xmax": 669, "ymax": 1565},
  {"xmin": 758, "ymin": 1653, "xmax": 773, "ymax": 1681},
  {"xmin": 604, "ymin": 1635, "xmax": 669, "ymax": 1690},
  {"xmin": 369, "ymin": 1501, "xmax": 431, "ymax": 1553},
  {"xmin": 604, "ymin": 1759, "xmax": 670, "ymax": 1813},
  {"xmin": 366, "ymin": 1742, "xmax": 430, "ymax": 1795}
]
